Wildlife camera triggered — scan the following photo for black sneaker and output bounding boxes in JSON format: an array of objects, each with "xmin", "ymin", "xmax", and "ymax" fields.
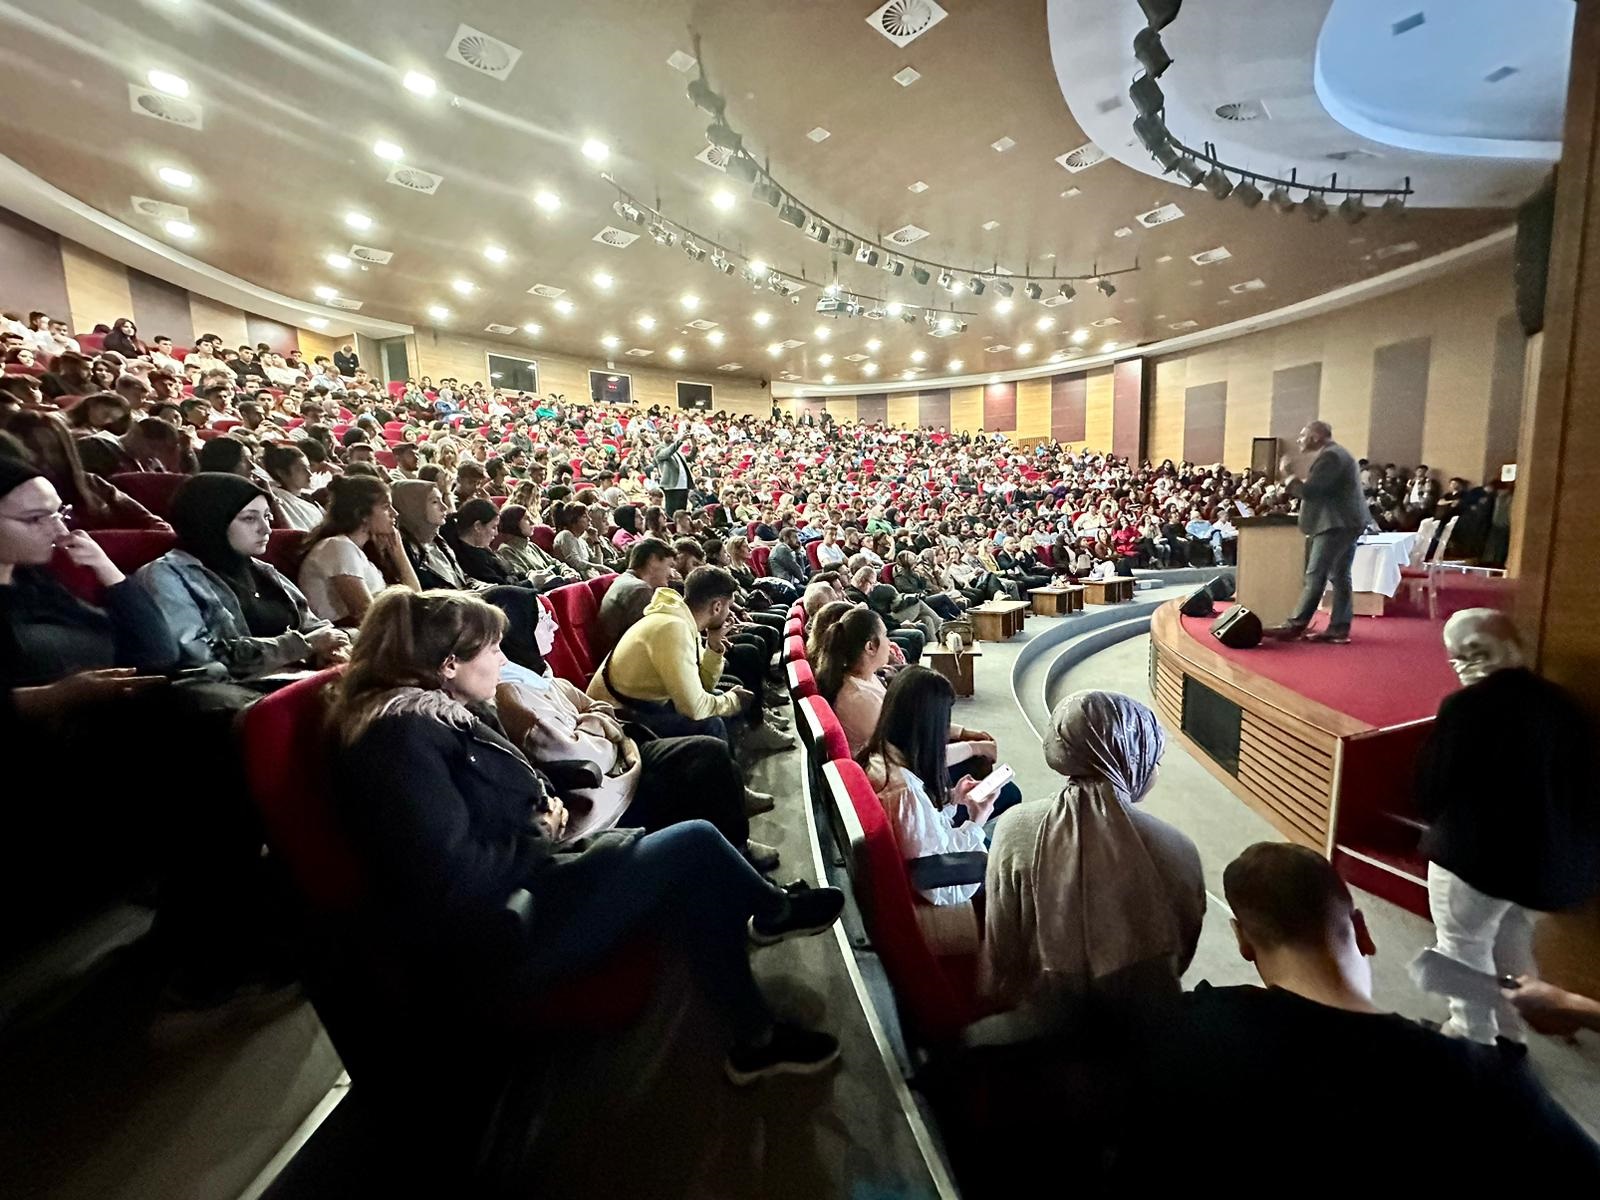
[
  {"xmin": 1306, "ymin": 629, "xmax": 1351, "ymax": 644},
  {"xmin": 748, "ymin": 884, "xmax": 845, "ymax": 947},
  {"xmin": 725, "ymin": 1022, "xmax": 841, "ymax": 1085}
]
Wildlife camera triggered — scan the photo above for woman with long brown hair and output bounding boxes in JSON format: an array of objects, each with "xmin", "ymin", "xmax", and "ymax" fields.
[
  {"xmin": 0, "ymin": 408, "xmax": 169, "ymax": 531},
  {"xmin": 296, "ymin": 474, "xmax": 417, "ymax": 623}
]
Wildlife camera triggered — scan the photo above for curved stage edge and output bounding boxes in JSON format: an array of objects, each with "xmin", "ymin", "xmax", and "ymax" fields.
[{"xmin": 1148, "ymin": 600, "xmax": 1437, "ymax": 917}]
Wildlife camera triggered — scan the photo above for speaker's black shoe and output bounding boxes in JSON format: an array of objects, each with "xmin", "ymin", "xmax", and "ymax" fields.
[{"xmin": 1306, "ymin": 630, "xmax": 1351, "ymax": 644}]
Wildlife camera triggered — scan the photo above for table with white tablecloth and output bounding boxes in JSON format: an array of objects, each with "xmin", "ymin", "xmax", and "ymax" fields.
[{"xmin": 1317, "ymin": 531, "xmax": 1417, "ymax": 616}]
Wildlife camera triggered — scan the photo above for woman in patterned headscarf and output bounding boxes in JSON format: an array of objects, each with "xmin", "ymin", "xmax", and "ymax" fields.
[{"xmin": 980, "ymin": 690, "xmax": 1205, "ymax": 1016}]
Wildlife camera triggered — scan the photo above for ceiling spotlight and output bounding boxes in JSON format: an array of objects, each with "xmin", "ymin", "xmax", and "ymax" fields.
[
  {"xmin": 807, "ymin": 220, "xmax": 831, "ymax": 244},
  {"xmin": 967, "ymin": 276, "xmax": 986, "ymax": 296},
  {"xmin": 936, "ymin": 269, "xmax": 954, "ymax": 291},
  {"xmin": 884, "ymin": 258, "xmax": 905, "ymax": 277},
  {"xmin": 325, "ymin": 253, "xmax": 351, "ymax": 269},
  {"xmin": 1137, "ymin": 0, "xmax": 1182, "ymax": 32},
  {"xmin": 725, "ymin": 153, "xmax": 758, "ymax": 183},
  {"xmin": 937, "ymin": 316, "xmax": 959, "ymax": 333},
  {"xmin": 900, "ymin": 309, "xmax": 919, "ymax": 324},
  {"xmin": 814, "ymin": 326, "xmax": 831, "ymax": 341},
  {"xmin": 553, "ymin": 299, "xmax": 575, "ymax": 316},
  {"xmin": 993, "ymin": 280, "xmax": 1014, "ymax": 299},
  {"xmin": 372, "ymin": 139, "xmax": 405, "ymax": 162},
  {"xmin": 1024, "ymin": 283, "xmax": 1043, "ymax": 301},
  {"xmin": 522, "ymin": 322, "xmax": 541, "ymax": 334},
  {"xmin": 637, "ymin": 315, "xmax": 657, "ymax": 331},
  {"xmin": 863, "ymin": 363, "xmax": 879, "ymax": 376},
  {"xmin": 751, "ymin": 179, "xmax": 782, "ymax": 207},
  {"xmin": 1094, "ymin": 277, "xmax": 1117, "ymax": 298},
  {"xmin": 1203, "ymin": 167, "xmax": 1234, "ymax": 200},
  {"xmin": 711, "ymin": 188, "xmax": 736, "ymax": 211},
  {"xmin": 1233, "ymin": 179, "xmax": 1263, "ymax": 208},
  {"xmin": 1302, "ymin": 192, "xmax": 1330, "ymax": 222},
  {"xmin": 452, "ymin": 279, "xmax": 475, "ymax": 295},
  {"xmin": 710, "ymin": 252, "xmax": 735, "ymax": 275},
  {"xmin": 648, "ymin": 222, "xmax": 676, "ymax": 247},
  {"xmin": 581, "ymin": 138, "xmax": 610, "ymax": 163},
  {"xmin": 1058, "ymin": 283, "xmax": 1076, "ymax": 302},
  {"xmin": 948, "ymin": 359, "xmax": 964, "ymax": 371},
  {"xmin": 427, "ymin": 305, "xmax": 449, "ymax": 321},
  {"xmin": 146, "ymin": 68, "xmax": 189, "ymax": 98},
  {"xmin": 994, "ymin": 298, "xmax": 1014, "ymax": 315},
  {"xmin": 867, "ymin": 338, "xmax": 882, "ymax": 351},
  {"xmin": 483, "ymin": 245, "xmax": 508, "ymax": 263},
  {"xmin": 680, "ymin": 293, "xmax": 700, "ymax": 310},
  {"xmin": 1174, "ymin": 157, "xmax": 1207, "ymax": 187},
  {"xmin": 1134, "ymin": 113, "xmax": 1170, "ymax": 155},
  {"xmin": 1036, "ymin": 316, "xmax": 1056, "ymax": 331},
  {"xmin": 705, "ymin": 120, "xmax": 742, "ymax": 153},
  {"xmin": 612, "ymin": 199, "xmax": 647, "ymax": 226},
  {"xmin": 1016, "ymin": 343, "xmax": 1034, "ymax": 356},
  {"xmin": 683, "ymin": 241, "xmax": 708, "ymax": 263},
  {"xmin": 911, "ymin": 265, "xmax": 931, "ymax": 286},
  {"xmin": 164, "ymin": 219, "xmax": 195, "ymax": 239},
  {"xmin": 1269, "ymin": 185, "xmax": 1296, "ymax": 213},
  {"xmin": 1151, "ymin": 140, "xmax": 1184, "ymax": 173},
  {"xmin": 778, "ymin": 200, "xmax": 806, "ymax": 229},
  {"xmin": 831, "ymin": 234, "xmax": 857, "ymax": 257},
  {"xmin": 910, "ymin": 349, "xmax": 926, "ymax": 364},
  {"xmin": 1133, "ymin": 27, "xmax": 1172, "ymax": 77},
  {"xmin": 1129, "ymin": 74, "xmax": 1164, "ymax": 118},
  {"xmin": 402, "ymin": 70, "xmax": 437, "ymax": 97},
  {"xmin": 1070, "ymin": 328, "xmax": 1089, "ymax": 343},
  {"xmin": 667, "ymin": 346, "xmax": 685, "ymax": 361},
  {"xmin": 533, "ymin": 190, "xmax": 561, "ymax": 213},
  {"xmin": 767, "ymin": 342, "xmax": 783, "ymax": 357},
  {"xmin": 883, "ymin": 305, "xmax": 902, "ymax": 321},
  {"xmin": 1382, "ymin": 195, "xmax": 1406, "ymax": 214},
  {"xmin": 687, "ymin": 76, "xmax": 723, "ymax": 115},
  {"xmin": 344, "ymin": 211, "xmax": 374, "ymax": 231},
  {"xmin": 313, "ymin": 285, "xmax": 337, "ymax": 300},
  {"xmin": 592, "ymin": 271, "xmax": 614, "ymax": 289},
  {"xmin": 157, "ymin": 165, "xmax": 194, "ymax": 189},
  {"xmin": 600, "ymin": 334, "xmax": 620, "ymax": 349},
  {"xmin": 1339, "ymin": 195, "xmax": 1368, "ymax": 224}
]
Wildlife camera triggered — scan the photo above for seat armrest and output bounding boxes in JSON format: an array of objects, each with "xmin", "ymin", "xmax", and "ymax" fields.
[
  {"xmin": 906, "ymin": 851, "xmax": 988, "ymax": 891},
  {"xmin": 537, "ymin": 758, "xmax": 604, "ymax": 791}
]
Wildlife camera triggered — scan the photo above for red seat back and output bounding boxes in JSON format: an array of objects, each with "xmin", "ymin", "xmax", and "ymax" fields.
[
  {"xmin": 799, "ymin": 695, "xmax": 850, "ymax": 764},
  {"xmin": 805, "ymin": 541, "xmax": 823, "ymax": 570},
  {"xmin": 584, "ymin": 573, "xmax": 617, "ymax": 608},
  {"xmin": 263, "ymin": 528, "xmax": 306, "ymax": 575},
  {"xmin": 89, "ymin": 528, "xmax": 178, "ymax": 574},
  {"xmin": 108, "ymin": 472, "xmax": 188, "ymax": 519},
  {"xmin": 545, "ymin": 581, "xmax": 600, "ymax": 683},
  {"xmin": 76, "ymin": 332, "xmax": 106, "ymax": 354},
  {"xmin": 782, "ymin": 634, "xmax": 806, "ymax": 664},
  {"xmin": 879, "ymin": 563, "xmax": 894, "ymax": 583},
  {"xmin": 531, "ymin": 524, "xmax": 557, "ymax": 554},
  {"xmin": 750, "ymin": 545, "xmax": 771, "ymax": 577},
  {"xmin": 786, "ymin": 658, "xmax": 817, "ymax": 699}
]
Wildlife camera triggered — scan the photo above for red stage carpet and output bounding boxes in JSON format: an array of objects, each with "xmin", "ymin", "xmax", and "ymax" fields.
[{"xmin": 1180, "ymin": 611, "xmax": 1459, "ymax": 728}]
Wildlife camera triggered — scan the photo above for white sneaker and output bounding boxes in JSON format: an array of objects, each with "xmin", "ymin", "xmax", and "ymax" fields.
[{"xmin": 740, "ymin": 723, "xmax": 796, "ymax": 756}]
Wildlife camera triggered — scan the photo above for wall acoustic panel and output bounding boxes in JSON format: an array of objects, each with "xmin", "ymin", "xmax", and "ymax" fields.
[
  {"xmin": 856, "ymin": 392, "xmax": 888, "ymax": 425},
  {"xmin": 0, "ymin": 207, "xmax": 69, "ymax": 326},
  {"xmin": 1112, "ymin": 358, "xmax": 1145, "ymax": 461},
  {"xmin": 917, "ymin": 387, "xmax": 951, "ymax": 430},
  {"xmin": 1367, "ymin": 336, "xmax": 1431, "ymax": 468},
  {"xmin": 61, "ymin": 241, "xmax": 134, "ymax": 337},
  {"xmin": 1483, "ymin": 314, "xmax": 1526, "ymax": 480},
  {"xmin": 982, "ymin": 381, "xmax": 1016, "ymax": 430},
  {"xmin": 246, "ymin": 315, "xmax": 301, "ymax": 356},
  {"xmin": 1050, "ymin": 372, "xmax": 1087, "ymax": 442},
  {"xmin": 1183, "ymin": 381, "xmax": 1227, "ymax": 464},
  {"xmin": 1269, "ymin": 362, "xmax": 1322, "ymax": 447},
  {"xmin": 127, "ymin": 269, "xmax": 195, "ymax": 347}
]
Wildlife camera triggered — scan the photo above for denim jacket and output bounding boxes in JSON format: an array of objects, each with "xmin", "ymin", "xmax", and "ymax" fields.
[{"xmin": 134, "ymin": 549, "xmax": 330, "ymax": 679}]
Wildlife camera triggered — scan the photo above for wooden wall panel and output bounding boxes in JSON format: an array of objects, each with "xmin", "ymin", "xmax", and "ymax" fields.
[
  {"xmin": 1183, "ymin": 381, "xmax": 1227, "ymax": 464},
  {"xmin": 1149, "ymin": 357, "xmax": 1186, "ymax": 463},
  {"xmin": 1015, "ymin": 377, "xmax": 1051, "ymax": 438},
  {"xmin": 245, "ymin": 316, "xmax": 300, "ymax": 356},
  {"xmin": 1367, "ymin": 337, "xmax": 1431, "ymax": 468},
  {"xmin": 1269, "ymin": 362, "xmax": 1322, "ymax": 446},
  {"xmin": 296, "ymin": 329, "xmax": 342, "ymax": 364},
  {"xmin": 0, "ymin": 207, "xmax": 69, "ymax": 328},
  {"xmin": 1221, "ymin": 345, "xmax": 1273, "ymax": 468},
  {"xmin": 1051, "ymin": 372, "xmax": 1087, "ymax": 442},
  {"xmin": 856, "ymin": 393, "xmax": 888, "ymax": 425},
  {"xmin": 886, "ymin": 392, "xmax": 918, "ymax": 428},
  {"xmin": 127, "ymin": 269, "xmax": 194, "ymax": 346},
  {"xmin": 61, "ymin": 242, "xmax": 133, "ymax": 336},
  {"xmin": 188, "ymin": 294, "xmax": 250, "ymax": 349},
  {"xmin": 825, "ymin": 396, "xmax": 858, "ymax": 424},
  {"xmin": 918, "ymin": 387, "xmax": 950, "ymax": 430},
  {"xmin": 981, "ymin": 382, "xmax": 1016, "ymax": 431},
  {"xmin": 1084, "ymin": 367, "xmax": 1115, "ymax": 450},
  {"xmin": 1483, "ymin": 314, "xmax": 1527, "ymax": 481},
  {"xmin": 950, "ymin": 385, "xmax": 982, "ymax": 432},
  {"xmin": 1112, "ymin": 358, "xmax": 1144, "ymax": 462}
]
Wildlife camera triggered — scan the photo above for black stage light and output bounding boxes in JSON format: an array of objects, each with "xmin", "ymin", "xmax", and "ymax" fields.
[
  {"xmin": 1203, "ymin": 167, "xmax": 1234, "ymax": 200},
  {"xmin": 706, "ymin": 120, "xmax": 742, "ymax": 152},
  {"xmin": 683, "ymin": 241, "xmax": 707, "ymax": 262},
  {"xmin": 751, "ymin": 179, "xmax": 782, "ymax": 207},
  {"xmin": 725, "ymin": 153, "xmax": 757, "ymax": 183},
  {"xmin": 968, "ymin": 276, "xmax": 986, "ymax": 296},
  {"xmin": 778, "ymin": 200, "xmax": 806, "ymax": 229},
  {"xmin": 1174, "ymin": 156, "xmax": 1207, "ymax": 187},
  {"xmin": 1134, "ymin": 27, "xmax": 1173, "ymax": 77},
  {"xmin": 858, "ymin": 247, "xmax": 881, "ymax": 268},
  {"xmin": 994, "ymin": 279, "xmax": 1014, "ymax": 298},
  {"xmin": 1024, "ymin": 282, "xmax": 1043, "ymax": 301},
  {"xmin": 912, "ymin": 265, "xmax": 931, "ymax": 286},
  {"xmin": 807, "ymin": 221, "xmax": 831, "ymax": 243},
  {"xmin": 1130, "ymin": 74, "xmax": 1165, "ymax": 118},
  {"xmin": 687, "ymin": 76, "xmax": 722, "ymax": 115},
  {"xmin": 1269, "ymin": 185, "xmax": 1296, "ymax": 213},
  {"xmin": 1233, "ymin": 179, "xmax": 1263, "ymax": 208},
  {"xmin": 937, "ymin": 269, "xmax": 954, "ymax": 290},
  {"xmin": 1138, "ymin": 0, "xmax": 1183, "ymax": 32},
  {"xmin": 1303, "ymin": 193, "xmax": 1329, "ymax": 222},
  {"xmin": 1134, "ymin": 112, "xmax": 1169, "ymax": 154},
  {"xmin": 1382, "ymin": 195, "xmax": 1406, "ymax": 214},
  {"xmin": 884, "ymin": 258, "xmax": 905, "ymax": 276},
  {"xmin": 1094, "ymin": 277, "xmax": 1116, "ymax": 298},
  {"xmin": 832, "ymin": 234, "xmax": 856, "ymax": 256},
  {"xmin": 1339, "ymin": 196, "xmax": 1368, "ymax": 224},
  {"xmin": 1152, "ymin": 140, "xmax": 1183, "ymax": 172},
  {"xmin": 1058, "ymin": 283, "xmax": 1076, "ymax": 302}
]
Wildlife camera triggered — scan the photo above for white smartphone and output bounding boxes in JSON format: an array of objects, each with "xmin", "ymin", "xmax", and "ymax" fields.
[{"xmin": 965, "ymin": 763, "xmax": 1014, "ymax": 808}]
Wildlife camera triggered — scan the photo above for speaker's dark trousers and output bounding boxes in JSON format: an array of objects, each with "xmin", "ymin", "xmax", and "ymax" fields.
[
  {"xmin": 1287, "ymin": 527, "xmax": 1362, "ymax": 634},
  {"xmin": 664, "ymin": 488, "xmax": 689, "ymax": 516}
]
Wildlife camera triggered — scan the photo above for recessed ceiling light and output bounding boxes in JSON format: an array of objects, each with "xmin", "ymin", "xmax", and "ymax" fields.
[
  {"xmin": 907, "ymin": 180, "xmax": 929, "ymax": 193},
  {"xmin": 305, "ymin": 317, "xmax": 329, "ymax": 330},
  {"xmin": 452, "ymin": 279, "xmax": 475, "ymax": 295},
  {"xmin": 157, "ymin": 165, "xmax": 193, "ymax": 189},
  {"xmin": 994, "ymin": 298, "xmax": 1013, "ymax": 314},
  {"xmin": 748, "ymin": 259, "xmax": 768, "ymax": 278},
  {"xmin": 819, "ymin": 353, "xmax": 833, "ymax": 366},
  {"xmin": 553, "ymin": 298, "xmax": 575, "ymax": 315},
  {"xmin": 427, "ymin": 305, "xmax": 449, "ymax": 320},
  {"xmin": 483, "ymin": 245, "xmax": 508, "ymax": 263},
  {"xmin": 807, "ymin": 126, "xmax": 831, "ymax": 142},
  {"xmin": 667, "ymin": 346, "xmax": 685, "ymax": 361},
  {"xmin": 866, "ymin": 338, "xmax": 882, "ymax": 351},
  {"xmin": 163, "ymin": 219, "xmax": 195, "ymax": 239},
  {"xmin": 707, "ymin": 330, "xmax": 725, "ymax": 345},
  {"xmin": 991, "ymin": 136, "xmax": 1016, "ymax": 153},
  {"xmin": 981, "ymin": 219, "xmax": 999, "ymax": 231},
  {"xmin": 681, "ymin": 293, "xmax": 699, "ymax": 310},
  {"xmin": 937, "ymin": 316, "xmax": 956, "ymax": 332},
  {"xmin": 1060, "ymin": 187, "xmax": 1082, "ymax": 198},
  {"xmin": 373, "ymin": 139, "xmax": 405, "ymax": 161},
  {"xmin": 600, "ymin": 334, "xmax": 620, "ymax": 349},
  {"xmin": 768, "ymin": 343, "xmax": 783, "ymax": 357},
  {"xmin": 344, "ymin": 211, "xmax": 373, "ymax": 232},
  {"xmin": 325, "ymin": 253, "xmax": 351, "ymax": 269},
  {"xmin": 402, "ymin": 70, "xmax": 437, "ymax": 97},
  {"xmin": 863, "ymin": 362, "xmax": 879, "ymax": 375},
  {"xmin": 948, "ymin": 359, "xmax": 964, "ymax": 371},
  {"xmin": 313, "ymin": 285, "xmax": 337, "ymax": 301},
  {"xmin": 902, "ymin": 370, "xmax": 917, "ymax": 380},
  {"xmin": 637, "ymin": 314, "xmax": 656, "ymax": 331},
  {"xmin": 1036, "ymin": 316, "xmax": 1055, "ymax": 331},
  {"xmin": 146, "ymin": 68, "xmax": 188, "ymax": 98},
  {"xmin": 752, "ymin": 310, "xmax": 771, "ymax": 327},
  {"xmin": 884, "ymin": 303, "xmax": 902, "ymax": 318},
  {"xmin": 822, "ymin": 374, "xmax": 835, "ymax": 384},
  {"xmin": 893, "ymin": 66, "xmax": 922, "ymax": 87},
  {"xmin": 1016, "ymin": 342, "xmax": 1033, "ymax": 355},
  {"xmin": 710, "ymin": 188, "xmax": 736, "ymax": 211},
  {"xmin": 1102, "ymin": 340, "xmax": 1118, "ymax": 352},
  {"xmin": 592, "ymin": 271, "xmax": 614, "ymax": 290},
  {"xmin": 910, "ymin": 349, "xmax": 926, "ymax": 364},
  {"xmin": 1071, "ymin": 329, "xmax": 1089, "ymax": 343},
  {"xmin": 814, "ymin": 326, "xmax": 830, "ymax": 341},
  {"xmin": 581, "ymin": 138, "xmax": 610, "ymax": 163},
  {"xmin": 522, "ymin": 322, "xmax": 541, "ymax": 334},
  {"xmin": 533, "ymin": 189, "xmax": 561, "ymax": 213}
]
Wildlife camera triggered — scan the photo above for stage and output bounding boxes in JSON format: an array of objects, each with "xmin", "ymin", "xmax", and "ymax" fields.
[{"xmin": 1149, "ymin": 600, "xmax": 1460, "ymax": 915}]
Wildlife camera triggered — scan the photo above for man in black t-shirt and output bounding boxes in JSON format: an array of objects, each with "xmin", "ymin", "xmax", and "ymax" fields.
[{"xmin": 1128, "ymin": 843, "xmax": 1599, "ymax": 1189}]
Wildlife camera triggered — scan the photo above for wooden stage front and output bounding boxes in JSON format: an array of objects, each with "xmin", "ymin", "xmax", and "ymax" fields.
[{"xmin": 1148, "ymin": 600, "xmax": 1453, "ymax": 916}]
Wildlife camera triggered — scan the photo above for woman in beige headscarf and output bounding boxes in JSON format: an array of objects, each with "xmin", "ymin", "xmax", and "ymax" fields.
[{"xmin": 981, "ymin": 690, "xmax": 1205, "ymax": 1015}]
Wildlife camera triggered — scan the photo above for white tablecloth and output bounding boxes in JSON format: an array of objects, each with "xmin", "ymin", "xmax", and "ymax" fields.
[{"xmin": 1352, "ymin": 532, "xmax": 1417, "ymax": 597}]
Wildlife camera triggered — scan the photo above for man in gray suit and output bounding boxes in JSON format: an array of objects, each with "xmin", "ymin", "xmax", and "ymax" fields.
[
  {"xmin": 1267, "ymin": 421, "xmax": 1368, "ymax": 644},
  {"xmin": 653, "ymin": 424, "xmax": 694, "ymax": 516}
]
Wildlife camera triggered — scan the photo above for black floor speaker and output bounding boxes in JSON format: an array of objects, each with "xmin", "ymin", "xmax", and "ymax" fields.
[
  {"xmin": 1206, "ymin": 573, "xmax": 1236, "ymax": 602},
  {"xmin": 1180, "ymin": 586, "xmax": 1215, "ymax": 617},
  {"xmin": 1211, "ymin": 603, "xmax": 1262, "ymax": 649}
]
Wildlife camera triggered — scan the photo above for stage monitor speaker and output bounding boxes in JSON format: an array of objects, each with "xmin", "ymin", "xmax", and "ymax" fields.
[
  {"xmin": 1206, "ymin": 574, "xmax": 1236, "ymax": 602},
  {"xmin": 1181, "ymin": 587, "xmax": 1215, "ymax": 618},
  {"xmin": 1211, "ymin": 604, "xmax": 1262, "ymax": 649},
  {"xmin": 1514, "ymin": 170, "xmax": 1555, "ymax": 337}
]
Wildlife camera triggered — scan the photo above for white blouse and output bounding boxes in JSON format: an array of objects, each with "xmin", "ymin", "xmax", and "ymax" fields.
[
  {"xmin": 864, "ymin": 753, "xmax": 987, "ymax": 907},
  {"xmin": 298, "ymin": 535, "xmax": 385, "ymax": 622}
]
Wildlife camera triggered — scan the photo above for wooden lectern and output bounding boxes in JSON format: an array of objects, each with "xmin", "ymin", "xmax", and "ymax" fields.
[{"xmin": 1234, "ymin": 516, "xmax": 1304, "ymax": 623}]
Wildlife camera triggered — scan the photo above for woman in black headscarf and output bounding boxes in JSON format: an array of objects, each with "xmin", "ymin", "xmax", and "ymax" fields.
[{"xmin": 135, "ymin": 473, "xmax": 349, "ymax": 681}]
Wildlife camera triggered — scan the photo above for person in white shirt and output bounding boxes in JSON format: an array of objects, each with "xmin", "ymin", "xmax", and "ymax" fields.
[
  {"xmin": 262, "ymin": 352, "xmax": 305, "ymax": 388},
  {"xmin": 262, "ymin": 444, "xmax": 325, "ymax": 532},
  {"xmin": 297, "ymin": 475, "xmax": 419, "ymax": 623},
  {"xmin": 148, "ymin": 335, "xmax": 183, "ymax": 374},
  {"xmin": 43, "ymin": 318, "xmax": 79, "ymax": 356}
]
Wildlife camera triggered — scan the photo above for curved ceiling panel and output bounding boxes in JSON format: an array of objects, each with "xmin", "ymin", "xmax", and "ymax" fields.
[{"xmin": 1315, "ymin": 0, "xmax": 1572, "ymax": 160}]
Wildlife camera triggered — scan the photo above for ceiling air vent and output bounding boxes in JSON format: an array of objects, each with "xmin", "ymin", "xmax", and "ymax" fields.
[
  {"xmin": 128, "ymin": 85, "xmax": 203, "ymax": 129},
  {"xmin": 687, "ymin": 319, "xmax": 719, "ymax": 331},
  {"xmin": 983, "ymin": 344, "xmax": 1011, "ymax": 353},
  {"xmin": 131, "ymin": 196, "xmax": 189, "ymax": 223},
  {"xmin": 1214, "ymin": 99, "xmax": 1269, "ymax": 122},
  {"xmin": 326, "ymin": 297, "xmax": 364, "ymax": 311},
  {"xmin": 779, "ymin": 339, "xmax": 806, "ymax": 350},
  {"xmin": 1191, "ymin": 246, "xmax": 1232, "ymax": 265},
  {"xmin": 1041, "ymin": 294, "xmax": 1070, "ymax": 308},
  {"xmin": 885, "ymin": 223, "xmax": 931, "ymax": 246},
  {"xmin": 866, "ymin": 0, "xmax": 948, "ymax": 48},
  {"xmin": 526, "ymin": 283, "xmax": 566, "ymax": 298},
  {"xmin": 483, "ymin": 323, "xmax": 516, "ymax": 335},
  {"xmin": 695, "ymin": 143, "xmax": 734, "ymax": 172},
  {"xmin": 1136, "ymin": 202, "xmax": 1186, "ymax": 227},
  {"xmin": 1373, "ymin": 240, "xmax": 1420, "ymax": 261},
  {"xmin": 1228, "ymin": 278, "xmax": 1267, "ymax": 294},
  {"xmin": 927, "ymin": 325, "xmax": 963, "ymax": 339},
  {"xmin": 843, "ymin": 353, "xmax": 869, "ymax": 362},
  {"xmin": 349, "ymin": 245, "xmax": 393, "ymax": 265},
  {"xmin": 445, "ymin": 24, "xmax": 523, "ymax": 79},
  {"xmin": 625, "ymin": 348, "xmax": 654, "ymax": 357},
  {"xmin": 1055, "ymin": 142, "xmax": 1106, "ymax": 173},
  {"xmin": 717, "ymin": 363, "xmax": 744, "ymax": 372},
  {"xmin": 592, "ymin": 226, "xmax": 640, "ymax": 248},
  {"xmin": 386, "ymin": 165, "xmax": 443, "ymax": 194},
  {"xmin": 1168, "ymin": 319, "xmax": 1199, "ymax": 330},
  {"xmin": 1091, "ymin": 316, "xmax": 1123, "ymax": 328}
]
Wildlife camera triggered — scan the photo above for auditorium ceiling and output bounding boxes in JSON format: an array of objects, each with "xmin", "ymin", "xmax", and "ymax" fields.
[{"xmin": 0, "ymin": 0, "xmax": 1524, "ymax": 389}]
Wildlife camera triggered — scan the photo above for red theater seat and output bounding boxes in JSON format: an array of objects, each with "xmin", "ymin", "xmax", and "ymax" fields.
[
  {"xmin": 530, "ymin": 524, "xmax": 557, "ymax": 554},
  {"xmin": 786, "ymin": 658, "xmax": 817, "ymax": 700},
  {"xmin": 584, "ymin": 572, "xmax": 617, "ymax": 608},
  {"xmin": 263, "ymin": 528, "xmax": 306, "ymax": 575},
  {"xmin": 798, "ymin": 695, "xmax": 850, "ymax": 764},
  {"xmin": 90, "ymin": 528, "xmax": 177, "ymax": 574},
  {"xmin": 544, "ymin": 581, "xmax": 601, "ymax": 684},
  {"xmin": 805, "ymin": 541, "xmax": 823, "ymax": 570},
  {"xmin": 750, "ymin": 546, "xmax": 771, "ymax": 577},
  {"xmin": 109, "ymin": 472, "xmax": 189, "ymax": 518},
  {"xmin": 782, "ymin": 634, "xmax": 806, "ymax": 664}
]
